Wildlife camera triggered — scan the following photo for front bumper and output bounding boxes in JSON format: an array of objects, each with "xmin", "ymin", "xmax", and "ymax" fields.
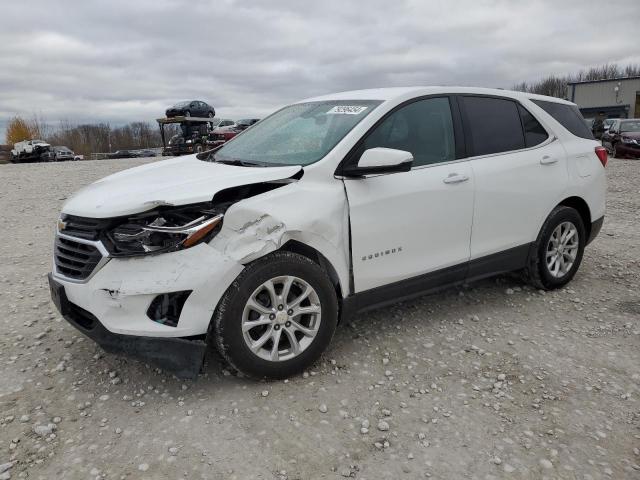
[
  {"xmin": 49, "ymin": 273, "xmax": 207, "ymax": 378},
  {"xmin": 50, "ymin": 241, "xmax": 244, "ymax": 374}
]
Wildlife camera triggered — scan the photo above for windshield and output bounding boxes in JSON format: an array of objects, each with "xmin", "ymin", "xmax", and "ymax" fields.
[
  {"xmin": 620, "ymin": 120, "xmax": 640, "ymax": 133},
  {"xmin": 211, "ymin": 100, "xmax": 381, "ymax": 166}
]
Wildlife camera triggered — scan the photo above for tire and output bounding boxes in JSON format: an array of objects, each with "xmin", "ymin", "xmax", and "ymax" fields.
[
  {"xmin": 208, "ymin": 111, "xmax": 214, "ymax": 118},
  {"xmin": 524, "ymin": 206, "xmax": 586, "ymax": 290},
  {"xmin": 194, "ymin": 144, "xmax": 203, "ymax": 153},
  {"xmin": 612, "ymin": 143, "xmax": 619, "ymax": 159},
  {"xmin": 212, "ymin": 251, "xmax": 338, "ymax": 379},
  {"xmin": 185, "ymin": 111, "xmax": 191, "ymax": 117}
]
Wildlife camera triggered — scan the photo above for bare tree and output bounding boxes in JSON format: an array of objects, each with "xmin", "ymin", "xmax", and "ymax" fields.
[
  {"xmin": 44, "ymin": 121, "xmax": 161, "ymax": 156},
  {"xmin": 513, "ymin": 63, "xmax": 640, "ymax": 98}
]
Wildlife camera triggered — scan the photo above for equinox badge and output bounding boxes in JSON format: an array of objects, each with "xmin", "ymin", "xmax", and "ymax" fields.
[{"xmin": 362, "ymin": 247, "xmax": 403, "ymax": 262}]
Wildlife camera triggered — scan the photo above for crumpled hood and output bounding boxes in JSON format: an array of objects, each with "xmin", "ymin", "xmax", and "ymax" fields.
[{"xmin": 62, "ymin": 156, "xmax": 301, "ymax": 218}]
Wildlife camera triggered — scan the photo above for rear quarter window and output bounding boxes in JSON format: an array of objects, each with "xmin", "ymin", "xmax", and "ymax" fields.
[
  {"xmin": 531, "ymin": 100, "xmax": 594, "ymax": 140},
  {"xmin": 517, "ymin": 105, "xmax": 549, "ymax": 147}
]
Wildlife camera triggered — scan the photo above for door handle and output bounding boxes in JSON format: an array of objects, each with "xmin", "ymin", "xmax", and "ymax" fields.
[
  {"xmin": 443, "ymin": 173, "xmax": 469, "ymax": 184},
  {"xmin": 540, "ymin": 155, "xmax": 558, "ymax": 165}
]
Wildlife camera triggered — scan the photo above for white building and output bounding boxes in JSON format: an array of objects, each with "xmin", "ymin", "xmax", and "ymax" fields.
[{"xmin": 568, "ymin": 76, "xmax": 640, "ymax": 119}]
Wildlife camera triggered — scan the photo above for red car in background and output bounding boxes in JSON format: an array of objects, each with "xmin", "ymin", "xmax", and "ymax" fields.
[
  {"xmin": 210, "ymin": 119, "xmax": 260, "ymax": 145},
  {"xmin": 602, "ymin": 119, "xmax": 640, "ymax": 159},
  {"xmin": 210, "ymin": 125, "xmax": 238, "ymax": 145}
]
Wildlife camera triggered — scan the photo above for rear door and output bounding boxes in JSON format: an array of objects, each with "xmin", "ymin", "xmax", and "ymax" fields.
[
  {"xmin": 458, "ymin": 95, "xmax": 568, "ymax": 275},
  {"xmin": 344, "ymin": 96, "xmax": 474, "ymax": 292}
]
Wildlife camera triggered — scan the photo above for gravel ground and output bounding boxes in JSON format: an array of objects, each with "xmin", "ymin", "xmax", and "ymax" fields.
[{"xmin": 1, "ymin": 158, "xmax": 639, "ymax": 480}]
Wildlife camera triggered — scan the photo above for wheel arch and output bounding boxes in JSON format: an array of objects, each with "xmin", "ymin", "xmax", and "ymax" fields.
[
  {"xmin": 556, "ymin": 196, "xmax": 592, "ymax": 238},
  {"xmin": 279, "ymin": 240, "xmax": 344, "ymax": 300}
]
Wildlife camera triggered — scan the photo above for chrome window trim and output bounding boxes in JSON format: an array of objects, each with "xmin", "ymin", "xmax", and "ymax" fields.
[{"xmin": 462, "ymin": 135, "xmax": 558, "ymax": 162}]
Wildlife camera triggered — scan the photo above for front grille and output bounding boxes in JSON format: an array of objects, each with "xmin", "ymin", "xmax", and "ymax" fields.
[
  {"xmin": 54, "ymin": 236, "xmax": 103, "ymax": 280},
  {"xmin": 60, "ymin": 215, "xmax": 112, "ymax": 240}
]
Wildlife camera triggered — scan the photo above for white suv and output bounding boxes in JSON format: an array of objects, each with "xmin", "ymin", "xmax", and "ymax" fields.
[{"xmin": 49, "ymin": 87, "xmax": 606, "ymax": 379}]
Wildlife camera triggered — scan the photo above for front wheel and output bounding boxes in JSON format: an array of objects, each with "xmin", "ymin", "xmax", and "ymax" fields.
[
  {"xmin": 212, "ymin": 251, "xmax": 338, "ymax": 379},
  {"xmin": 524, "ymin": 206, "xmax": 586, "ymax": 290}
]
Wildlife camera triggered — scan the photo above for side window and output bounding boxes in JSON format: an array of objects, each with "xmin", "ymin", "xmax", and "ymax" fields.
[
  {"xmin": 611, "ymin": 121, "xmax": 619, "ymax": 134},
  {"xmin": 461, "ymin": 96, "xmax": 525, "ymax": 156},
  {"xmin": 517, "ymin": 105, "xmax": 549, "ymax": 147},
  {"xmin": 362, "ymin": 97, "xmax": 456, "ymax": 167},
  {"xmin": 531, "ymin": 100, "xmax": 594, "ymax": 140}
]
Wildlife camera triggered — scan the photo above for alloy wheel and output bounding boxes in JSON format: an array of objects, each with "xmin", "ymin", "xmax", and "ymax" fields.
[
  {"xmin": 545, "ymin": 221, "xmax": 579, "ymax": 278},
  {"xmin": 241, "ymin": 276, "xmax": 321, "ymax": 362}
]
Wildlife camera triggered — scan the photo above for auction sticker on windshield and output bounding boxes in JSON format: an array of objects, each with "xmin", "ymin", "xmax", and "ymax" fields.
[{"xmin": 327, "ymin": 105, "xmax": 368, "ymax": 115}]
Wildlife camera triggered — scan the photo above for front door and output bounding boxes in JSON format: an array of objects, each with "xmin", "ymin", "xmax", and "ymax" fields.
[{"xmin": 343, "ymin": 97, "xmax": 474, "ymax": 293}]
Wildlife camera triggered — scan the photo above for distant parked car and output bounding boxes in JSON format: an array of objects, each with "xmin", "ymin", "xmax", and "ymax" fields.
[
  {"xmin": 42, "ymin": 146, "xmax": 75, "ymax": 162},
  {"xmin": 10, "ymin": 139, "xmax": 50, "ymax": 161},
  {"xmin": 107, "ymin": 150, "xmax": 139, "ymax": 159},
  {"xmin": 216, "ymin": 119, "xmax": 236, "ymax": 128},
  {"xmin": 210, "ymin": 125, "xmax": 240, "ymax": 144},
  {"xmin": 137, "ymin": 149, "xmax": 157, "ymax": 157},
  {"xmin": 235, "ymin": 118, "xmax": 260, "ymax": 131},
  {"xmin": 165, "ymin": 101, "xmax": 215, "ymax": 118},
  {"xmin": 602, "ymin": 119, "xmax": 640, "ymax": 159}
]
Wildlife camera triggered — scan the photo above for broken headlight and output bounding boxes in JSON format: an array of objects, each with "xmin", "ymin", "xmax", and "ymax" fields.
[{"xmin": 106, "ymin": 206, "xmax": 223, "ymax": 256}]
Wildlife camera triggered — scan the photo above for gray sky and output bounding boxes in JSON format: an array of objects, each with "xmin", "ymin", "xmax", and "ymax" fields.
[{"xmin": 1, "ymin": 0, "xmax": 639, "ymax": 141}]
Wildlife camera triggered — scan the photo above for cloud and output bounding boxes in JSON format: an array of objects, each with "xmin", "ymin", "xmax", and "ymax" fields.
[{"xmin": 1, "ymin": 0, "xmax": 638, "ymax": 141}]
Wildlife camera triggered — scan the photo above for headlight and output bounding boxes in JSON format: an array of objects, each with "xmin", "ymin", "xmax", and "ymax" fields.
[
  {"xmin": 106, "ymin": 206, "xmax": 223, "ymax": 256},
  {"xmin": 186, "ymin": 139, "xmax": 193, "ymax": 144}
]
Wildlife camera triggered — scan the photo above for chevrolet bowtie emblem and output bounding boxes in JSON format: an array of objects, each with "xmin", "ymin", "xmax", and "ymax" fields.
[{"xmin": 57, "ymin": 219, "xmax": 67, "ymax": 232}]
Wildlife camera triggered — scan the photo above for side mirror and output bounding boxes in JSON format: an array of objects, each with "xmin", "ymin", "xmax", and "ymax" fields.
[{"xmin": 342, "ymin": 147, "xmax": 413, "ymax": 177}]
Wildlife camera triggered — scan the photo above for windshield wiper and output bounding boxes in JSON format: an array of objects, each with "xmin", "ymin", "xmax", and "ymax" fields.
[{"xmin": 214, "ymin": 158, "xmax": 267, "ymax": 167}]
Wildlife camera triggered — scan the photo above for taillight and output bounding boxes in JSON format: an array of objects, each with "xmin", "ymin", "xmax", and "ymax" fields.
[{"xmin": 594, "ymin": 146, "xmax": 608, "ymax": 167}]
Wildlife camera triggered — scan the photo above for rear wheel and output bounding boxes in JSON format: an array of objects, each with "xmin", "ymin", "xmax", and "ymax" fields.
[
  {"xmin": 524, "ymin": 206, "xmax": 586, "ymax": 290},
  {"xmin": 185, "ymin": 110, "xmax": 191, "ymax": 117},
  {"xmin": 612, "ymin": 143, "xmax": 619, "ymax": 159},
  {"xmin": 212, "ymin": 251, "xmax": 338, "ymax": 379}
]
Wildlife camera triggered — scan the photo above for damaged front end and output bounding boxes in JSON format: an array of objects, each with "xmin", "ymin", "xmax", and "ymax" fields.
[{"xmin": 51, "ymin": 170, "xmax": 305, "ymax": 379}]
